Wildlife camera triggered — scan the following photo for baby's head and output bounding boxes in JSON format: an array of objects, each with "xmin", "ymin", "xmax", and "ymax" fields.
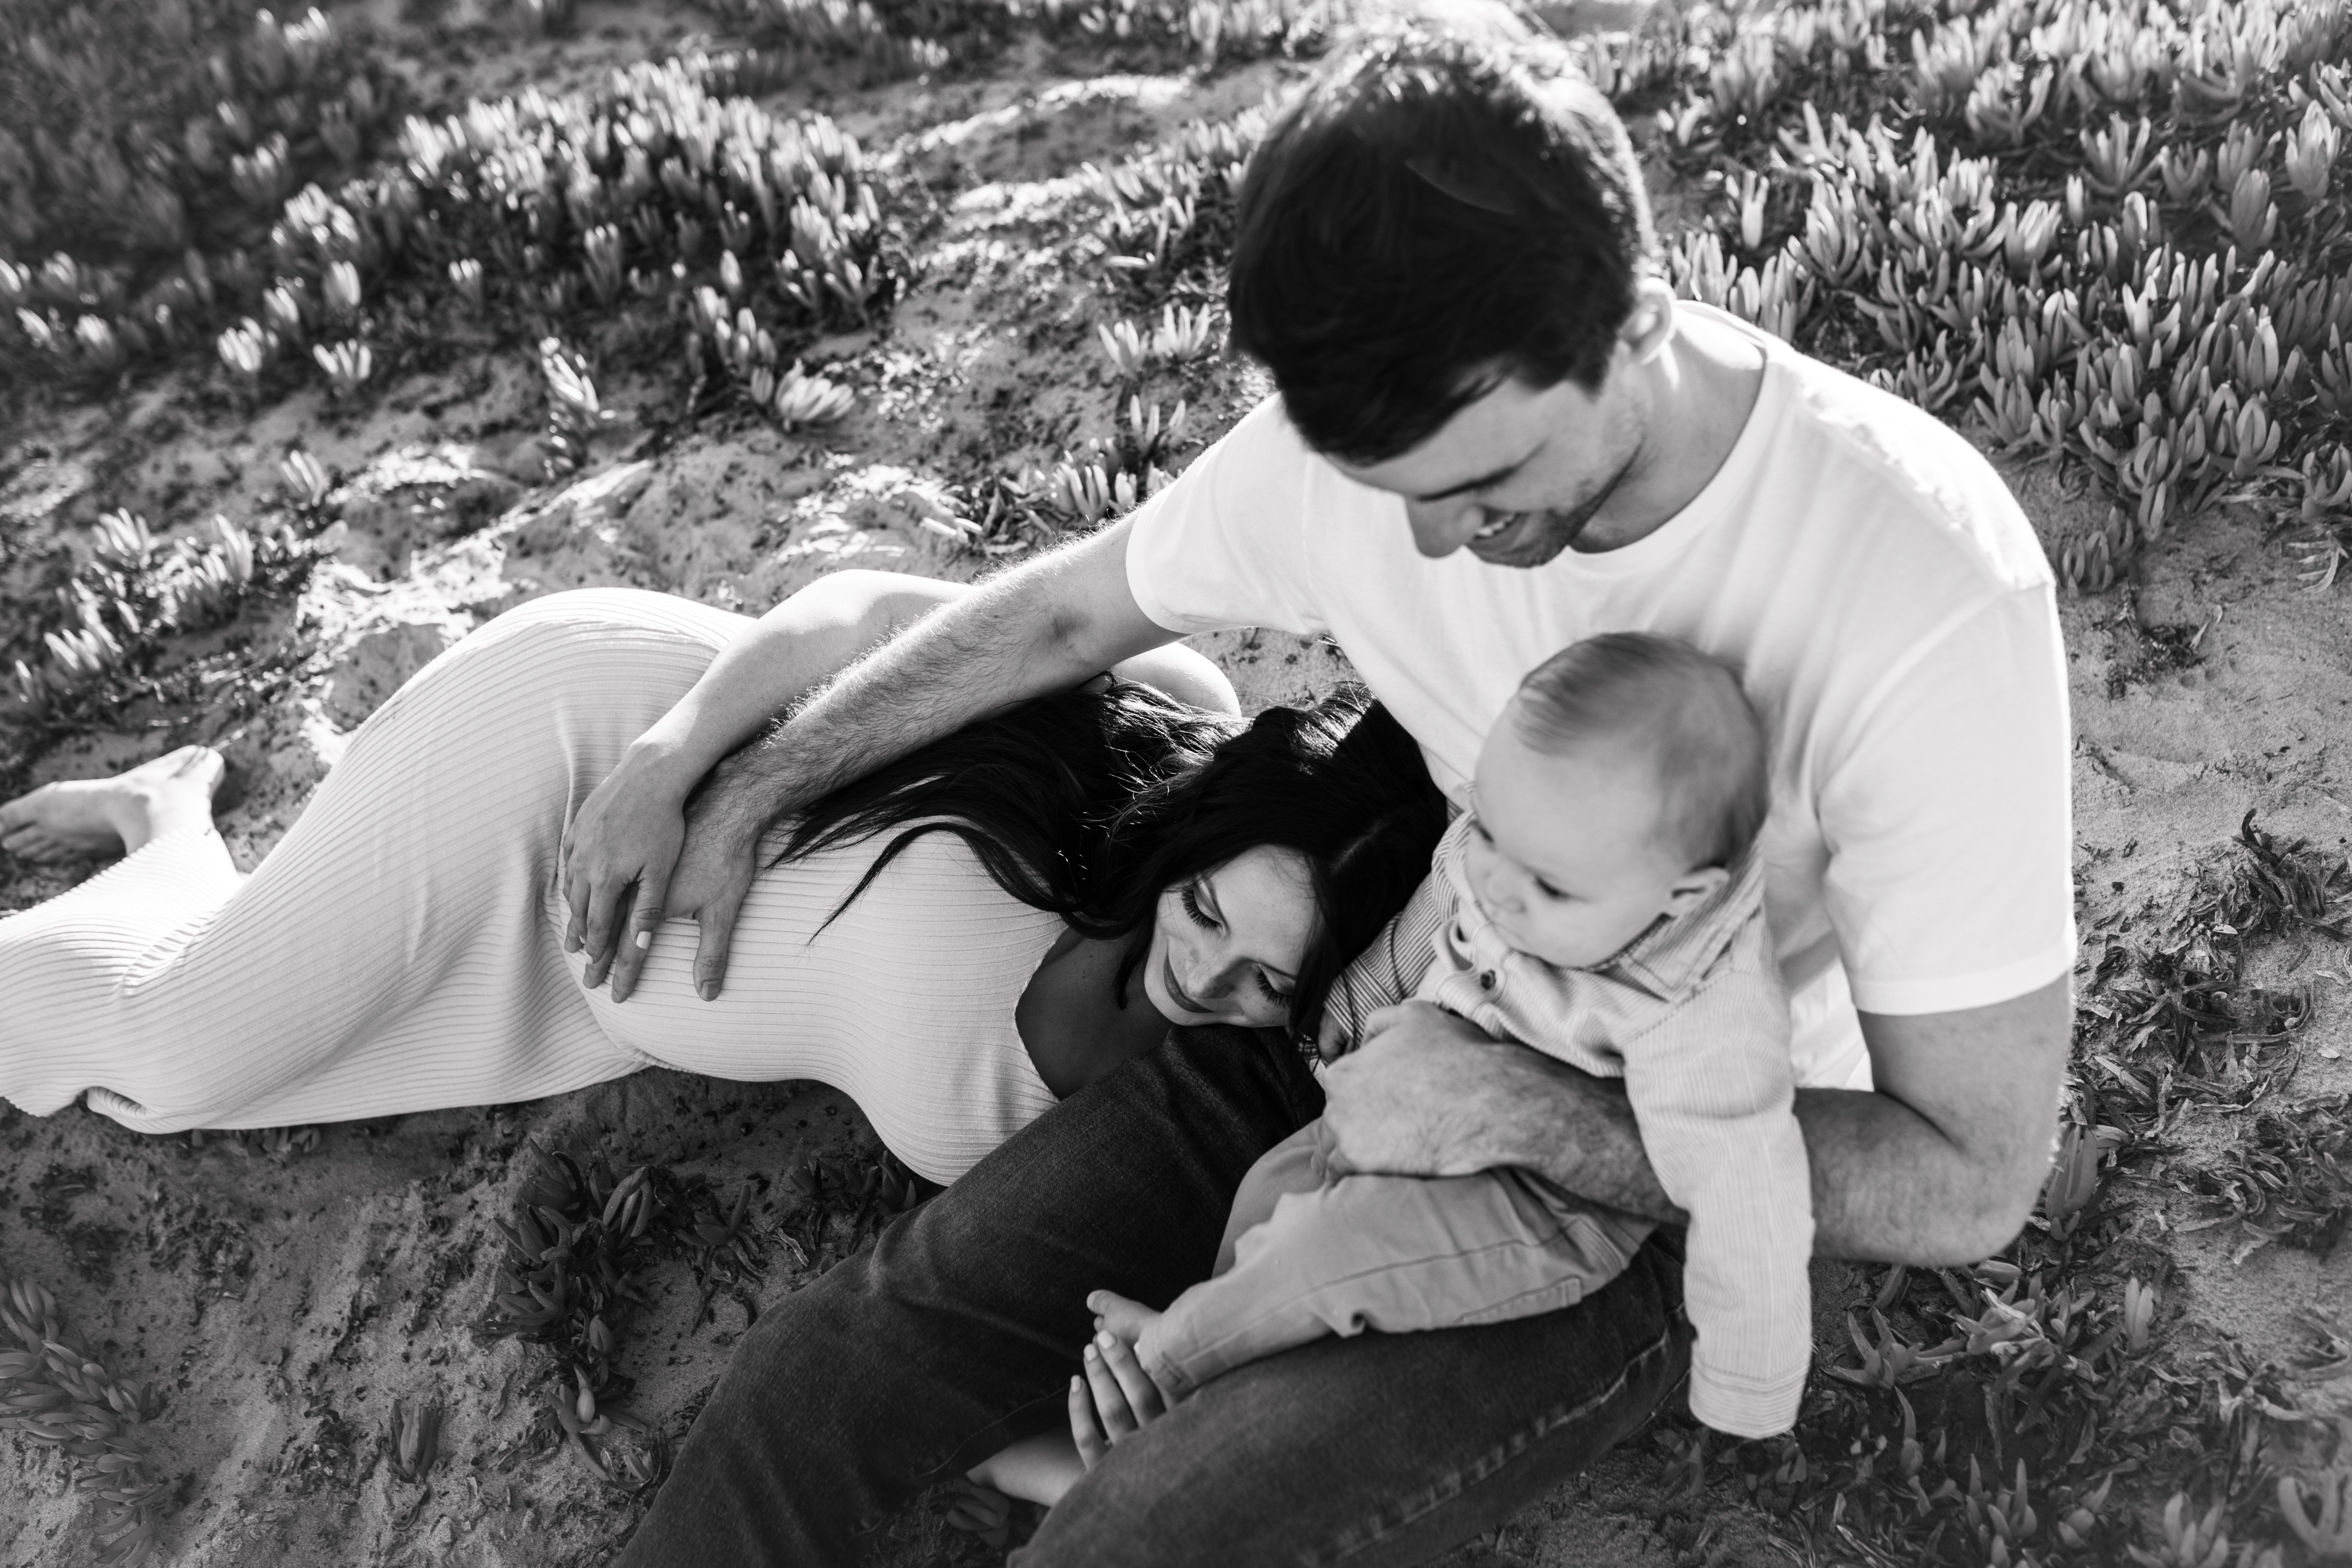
[{"xmin": 1467, "ymin": 633, "xmax": 1768, "ymax": 969}]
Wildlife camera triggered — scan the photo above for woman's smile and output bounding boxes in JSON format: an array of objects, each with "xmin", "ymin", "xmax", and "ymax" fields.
[{"xmin": 1161, "ymin": 952, "xmax": 1209, "ymax": 1014}]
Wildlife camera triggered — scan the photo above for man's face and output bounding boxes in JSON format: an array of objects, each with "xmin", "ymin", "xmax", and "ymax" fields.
[{"xmin": 1330, "ymin": 353, "xmax": 1647, "ymax": 568}]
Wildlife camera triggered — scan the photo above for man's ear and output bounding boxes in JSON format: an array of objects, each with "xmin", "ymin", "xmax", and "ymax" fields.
[
  {"xmin": 1620, "ymin": 277, "xmax": 1677, "ymax": 365},
  {"xmin": 1660, "ymin": 862, "xmax": 1730, "ymax": 916}
]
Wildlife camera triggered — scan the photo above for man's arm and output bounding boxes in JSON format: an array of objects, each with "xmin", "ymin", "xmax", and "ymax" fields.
[
  {"xmin": 572, "ymin": 520, "xmax": 1179, "ymax": 999},
  {"xmin": 1318, "ymin": 974, "xmax": 2070, "ymax": 1265}
]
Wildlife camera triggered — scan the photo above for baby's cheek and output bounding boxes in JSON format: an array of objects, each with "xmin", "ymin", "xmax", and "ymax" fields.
[{"xmin": 1521, "ymin": 908, "xmax": 1598, "ymax": 969}]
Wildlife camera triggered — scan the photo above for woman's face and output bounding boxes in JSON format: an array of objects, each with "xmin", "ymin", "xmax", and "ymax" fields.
[{"xmin": 1143, "ymin": 846, "xmax": 1320, "ymax": 1030}]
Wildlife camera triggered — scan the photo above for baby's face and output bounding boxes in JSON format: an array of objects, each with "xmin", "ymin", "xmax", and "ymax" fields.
[{"xmin": 1465, "ymin": 723, "xmax": 1727, "ymax": 970}]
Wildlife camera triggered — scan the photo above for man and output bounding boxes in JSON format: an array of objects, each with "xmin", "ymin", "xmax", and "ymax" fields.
[{"xmin": 587, "ymin": 24, "xmax": 2074, "ymax": 1565}]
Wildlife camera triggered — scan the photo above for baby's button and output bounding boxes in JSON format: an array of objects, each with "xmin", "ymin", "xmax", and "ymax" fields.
[{"xmin": 1478, "ymin": 968, "xmax": 1499, "ymax": 991}]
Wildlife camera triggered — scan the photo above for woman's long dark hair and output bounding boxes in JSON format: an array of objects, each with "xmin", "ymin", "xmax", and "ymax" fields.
[{"xmin": 770, "ymin": 679, "xmax": 1450, "ymax": 1044}]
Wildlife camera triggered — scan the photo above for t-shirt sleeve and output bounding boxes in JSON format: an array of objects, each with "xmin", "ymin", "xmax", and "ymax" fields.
[
  {"xmin": 1123, "ymin": 396, "xmax": 1328, "ymax": 637},
  {"xmin": 1819, "ymin": 585, "xmax": 2076, "ymax": 1016}
]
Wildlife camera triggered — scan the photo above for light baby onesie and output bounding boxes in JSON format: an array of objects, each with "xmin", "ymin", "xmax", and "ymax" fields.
[{"xmin": 1145, "ymin": 814, "xmax": 1814, "ymax": 1437}]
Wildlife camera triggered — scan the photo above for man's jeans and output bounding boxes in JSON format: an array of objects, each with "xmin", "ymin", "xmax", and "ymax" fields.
[{"xmin": 616, "ymin": 1024, "xmax": 1692, "ymax": 1567}]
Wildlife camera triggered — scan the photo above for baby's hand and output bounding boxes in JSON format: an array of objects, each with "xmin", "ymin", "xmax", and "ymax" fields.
[
  {"xmin": 1361, "ymin": 998, "xmax": 1468, "ymax": 1046},
  {"xmin": 1069, "ymin": 1291, "xmax": 1182, "ymax": 1470},
  {"xmin": 1315, "ymin": 1007, "xmax": 1354, "ymax": 1064}
]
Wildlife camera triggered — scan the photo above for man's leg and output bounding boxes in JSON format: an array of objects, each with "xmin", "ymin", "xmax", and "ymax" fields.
[
  {"xmin": 1017, "ymin": 1232, "xmax": 1690, "ymax": 1568},
  {"xmin": 614, "ymin": 1022, "xmax": 1323, "ymax": 1567}
]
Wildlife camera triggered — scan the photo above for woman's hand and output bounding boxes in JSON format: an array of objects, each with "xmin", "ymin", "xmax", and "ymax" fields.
[
  {"xmin": 561, "ymin": 747, "xmax": 693, "ymax": 1002},
  {"xmin": 1068, "ymin": 1330, "xmax": 1173, "ymax": 1472}
]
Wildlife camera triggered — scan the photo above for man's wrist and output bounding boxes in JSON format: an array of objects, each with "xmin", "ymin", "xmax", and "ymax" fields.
[
  {"xmin": 1492, "ymin": 1053, "xmax": 1686, "ymax": 1223},
  {"xmin": 693, "ymin": 742, "xmax": 800, "ymax": 838}
]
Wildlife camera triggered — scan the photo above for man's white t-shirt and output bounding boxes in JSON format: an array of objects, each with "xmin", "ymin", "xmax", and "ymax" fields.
[{"xmin": 1124, "ymin": 304, "xmax": 2075, "ymax": 1089}]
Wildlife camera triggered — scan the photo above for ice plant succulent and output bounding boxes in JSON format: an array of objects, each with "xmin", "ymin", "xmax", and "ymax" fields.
[
  {"xmin": 2278, "ymin": 1472, "xmax": 2352, "ymax": 1561},
  {"xmin": 386, "ymin": 1398, "xmax": 442, "ymax": 1484},
  {"xmin": 311, "ymin": 338, "xmax": 370, "ymax": 398}
]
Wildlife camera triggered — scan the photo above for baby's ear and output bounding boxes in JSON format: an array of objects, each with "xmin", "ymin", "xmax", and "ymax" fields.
[{"xmin": 1662, "ymin": 863, "xmax": 1731, "ymax": 916}]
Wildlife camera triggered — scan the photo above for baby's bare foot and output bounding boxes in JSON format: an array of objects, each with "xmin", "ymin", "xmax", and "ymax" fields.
[
  {"xmin": 1084, "ymin": 1290, "xmax": 1181, "ymax": 1411},
  {"xmin": 0, "ymin": 746, "xmax": 226, "ymax": 863},
  {"xmin": 1086, "ymin": 1289, "xmax": 1162, "ymax": 1350}
]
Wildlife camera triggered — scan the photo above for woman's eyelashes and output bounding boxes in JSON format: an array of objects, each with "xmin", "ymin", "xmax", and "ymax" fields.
[{"xmin": 1177, "ymin": 881, "xmax": 1290, "ymax": 1005}]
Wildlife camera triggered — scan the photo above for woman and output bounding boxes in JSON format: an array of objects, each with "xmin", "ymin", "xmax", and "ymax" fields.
[{"xmin": 0, "ymin": 578, "xmax": 1447, "ymax": 1183}]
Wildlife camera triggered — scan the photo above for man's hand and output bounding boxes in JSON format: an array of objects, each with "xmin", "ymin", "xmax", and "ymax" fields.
[
  {"xmin": 1319, "ymin": 1001, "xmax": 1576, "ymax": 1177},
  {"xmin": 661, "ymin": 760, "xmax": 766, "ymax": 1000}
]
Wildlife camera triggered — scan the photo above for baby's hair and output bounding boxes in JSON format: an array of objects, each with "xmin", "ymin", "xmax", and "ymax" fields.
[{"xmin": 1507, "ymin": 632, "xmax": 1768, "ymax": 870}]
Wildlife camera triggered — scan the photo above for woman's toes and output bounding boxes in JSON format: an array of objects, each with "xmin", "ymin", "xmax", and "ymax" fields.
[
  {"xmin": 3, "ymin": 826, "xmax": 69, "ymax": 864},
  {"xmin": 164, "ymin": 745, "xmax": 228, "ymax": 790}
]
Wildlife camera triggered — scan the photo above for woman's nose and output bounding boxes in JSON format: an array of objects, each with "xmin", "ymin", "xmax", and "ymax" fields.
[{"xmin": 1188, "ymin": 959, "xmax": 1239, "ymax": 1000}]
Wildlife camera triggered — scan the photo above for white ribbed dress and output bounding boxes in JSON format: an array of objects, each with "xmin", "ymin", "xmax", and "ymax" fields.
[{"xmin": 0, "ymin": 589, "xmax": 1066, "ymax": 1183}]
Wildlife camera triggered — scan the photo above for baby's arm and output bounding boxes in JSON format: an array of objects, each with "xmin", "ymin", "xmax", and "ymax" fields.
[
  {"xmin": 1621, "ymin": 961, "xmax": 1813, "ymax": 1438},
  {"xmin": 1318, "ymin": 867, "xmax": 1454, "ymax": 1060}
]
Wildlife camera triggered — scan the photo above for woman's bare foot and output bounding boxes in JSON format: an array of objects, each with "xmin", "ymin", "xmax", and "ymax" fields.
[{"xmin": 0, "ymin": 746, "xmax": 226, "ymax": 863}]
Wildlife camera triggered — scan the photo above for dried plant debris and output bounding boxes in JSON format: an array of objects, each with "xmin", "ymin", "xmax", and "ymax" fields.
[
  {"xmin": 2074, "ymin": 811, "xmax": 2342, "ymax": 1125},
  {"xmin": 184, "ymin": 1123, "xmax": 322, "ymax": 1159},
  {"xmin": 2103, "ymin": 588, "xmax": 2212, "ymax": 696},
  {"xmin": 2188, "ymin": 810, "xmax": 2352, "ymax": 948},
  {"xmin": 2182, "ymin": 1094, "xmax": 2352, "ymax": 1262},
  {"xmin": 2077, "ymin": 931, "xmax": 2307, "ymax": 1119},
  {"xmin": 0, "ymin": 1272, "xmax": 171, "ymax": 1567}
]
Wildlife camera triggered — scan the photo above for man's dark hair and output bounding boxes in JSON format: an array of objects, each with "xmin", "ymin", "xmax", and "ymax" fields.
[{"xmin": 1228, "ymin": 25, "xmax": 1660, "ymax": 464}]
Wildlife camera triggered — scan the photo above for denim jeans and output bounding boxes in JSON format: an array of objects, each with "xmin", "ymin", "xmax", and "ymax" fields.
[{"xmin": 615, "ymin": 1024, "xmax": 1690, "ymax": 1567}]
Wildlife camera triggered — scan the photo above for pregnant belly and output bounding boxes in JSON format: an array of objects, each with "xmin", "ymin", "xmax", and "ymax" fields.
[{"xmin": 555, "ymin": 831, "xmax": 1067, "ymax": 1180}]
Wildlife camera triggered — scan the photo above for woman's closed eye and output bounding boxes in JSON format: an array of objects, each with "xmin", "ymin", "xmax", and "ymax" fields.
[{"xmin": 1180, "ymin": 880, "xmax": 1294, "ymax": 1003}]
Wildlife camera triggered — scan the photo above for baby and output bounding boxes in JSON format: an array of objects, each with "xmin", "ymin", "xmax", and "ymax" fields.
[{"xmin": 1088, "ymin": 631, "xmax": 1814, "ymax": 1441}]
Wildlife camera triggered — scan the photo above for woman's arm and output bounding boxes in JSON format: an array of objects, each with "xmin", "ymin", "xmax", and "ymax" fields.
[
  {"xmin": 619, "ymin": 573, "xmax": 961, "ymax": 799},
  {"xmin": 563, "ymin": 571, "xmax": 1234, "ymax": 1000}
]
